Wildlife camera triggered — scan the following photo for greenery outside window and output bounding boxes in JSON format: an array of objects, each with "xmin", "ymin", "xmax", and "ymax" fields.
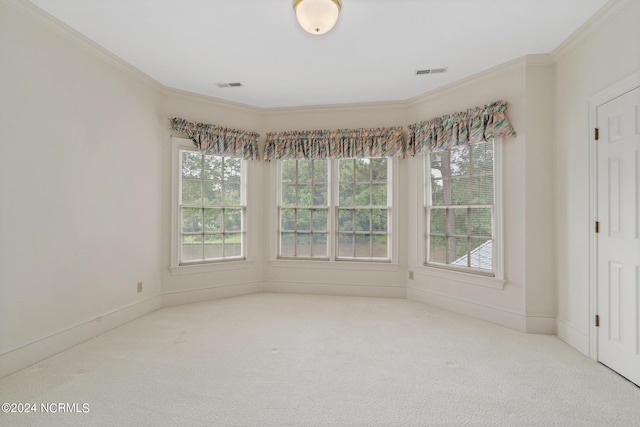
[
  {"xmin": 280, "ymin": 159, "xmax": 329, "ymax": 258},
  {"xmin": 425, "ymin": 141, "xmax": 495, "ymax": 275},
  {"xmin": 180, "ymin": 149, "xmax": 245, "ymax": 264},
  {"xmin": 337, "ymin": 158, "xmax": 389, "ymax": 259},
  {"xmin": 279, "ymin": 158, "xmax": 391, "ymax": 261}
]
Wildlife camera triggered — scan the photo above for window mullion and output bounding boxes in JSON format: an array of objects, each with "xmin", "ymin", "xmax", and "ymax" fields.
[{"xmin": 352, "ymin": 160, "xmax": 356, "ymax": 257}]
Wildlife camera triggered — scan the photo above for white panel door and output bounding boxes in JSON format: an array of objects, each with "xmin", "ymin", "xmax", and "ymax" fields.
[{"xmin": 597, "ymin": 86, "xmax": 640, "ymax": 386}]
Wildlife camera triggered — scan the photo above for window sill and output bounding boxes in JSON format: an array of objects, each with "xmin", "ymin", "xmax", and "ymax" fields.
[
  {"xmin": 170, "ymin": 259, "xmax": 255, "ymax": 276},
  {"xmin": 269, "ymin": 259, "xmax": 400, "ymax": 272},
  {"xmin": 413, "ymin": 265, "xmax": 506, "ymax": 289}
]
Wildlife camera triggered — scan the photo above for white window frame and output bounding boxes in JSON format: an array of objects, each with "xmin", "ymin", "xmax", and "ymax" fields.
[
  {"xmin": 271, "ymin": 157, "xmax": 399, "ymax": 265},
  {"xmin": 417, "ymin": 138, "xmax": 504, "ymax": 288},
  {"xmin": 334, "ymin": 158, "xmax": 392, "ymax": 261},
  {"xmin": 170, "ymin": 136, "xmax": 251, "ymax": 275},
  {"xmin": 278, "ymin": 159, "xmax": 330, "ymax": 260}
]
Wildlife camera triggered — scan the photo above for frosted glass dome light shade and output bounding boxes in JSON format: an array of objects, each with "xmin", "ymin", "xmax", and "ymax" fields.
[{"xmin": 294, "ymin": 0, "xmax": 342, "ymax": 35}]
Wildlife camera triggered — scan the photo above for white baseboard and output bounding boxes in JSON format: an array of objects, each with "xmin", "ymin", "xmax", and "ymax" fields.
[
  {"xmin": 407, "ymin": 286, "xmax": 555, "ymax": 334},
  {"xmin": 556, "ymin": 317, "xmax": 589, "ymax": 357},
  {"xmin": 161, "ymin": 281, "xmax": 263, "ymax": 307},
  {"xmin": 265, "ymin": 280, "xmax": 406, "ymax": 299},
  {"xmin": 0, "ymin": 296, "xmax": 162, "ymax": 379}
]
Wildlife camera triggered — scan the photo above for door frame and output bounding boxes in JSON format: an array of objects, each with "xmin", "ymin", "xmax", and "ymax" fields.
[{"xmin": 588, "ymin": 70, "xmax": 640, "ymax": 361}]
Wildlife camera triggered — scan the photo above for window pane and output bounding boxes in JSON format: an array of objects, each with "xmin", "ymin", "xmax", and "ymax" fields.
[
  {"xmin": 469, "ymin": 238, "xmax": 493, "ymax": 270},
  {"xmin": 297, "ymin": 160, "xmax": 312, "ymax": 182},
  {"xmin": 282, "ymin": 160, "xmax": 297, "ymax": 183},
  {"xmin": 281, "ymin": 233, "xmax": 295, "ymax": 257},
  {"xmin": 454, "ymin": 237, "xmax": 469, "ymax": 263},
  {"xmin": 312, "ymin": 209, "xmax": 328, "ymax": 232},
  {"xmin": 337, "ymin": 233, "xmax": 354, "ymax": 258},
  {"xmin": 313, "ymin": 160, "xmax": 328, "ymax": 182},
  {"xmin": 449, "ymin": 145, "xmax": 470, "ymax": 176},
  {"xmin": 355, "ymin": 234, "xmax": 371, "ymax": 257},
  {"xmin": 313, "ymin": 184, "xmax": 328, "ymax": 206},
  {"xmin": 312, "ymin": 233, "xmax": 327, "ymax": 258},
  {"xmin": 429, "ymin": 208, "xmax": 446, "ymax": 235},
  {"xmin": 355, "ymin": 159, "xmax": 370, "ymax": 182},
  {"xmin": 471, "ymin": 174, "xmax": 493, "ymax": 205},
  {"xmin": 204, "ymin": 208, "xmax": 223, "ymax": 232},
  {"xmin": 429, "ymin": 236, "xmax": 447, "ymax": 264},
  {"xmin": 297, "ymin": 184, "xmax": 312, "ymax": 206},
  {"xmin": 182, "ymin": 179, "xmax": 202, "ymax": 205},
  {"xmin": 204, "ymin": 234, "xmax": 223, "ymax": 259},
  {"xmin": 296, "ymin": 233, "xmax": 311, "ymax": 257},
  {"xmin": 282, "ymin": 184, "xmax": 296, "ymax": 206},
  {"xmin": 355, "ymin": 183, "xmax": 370, "ymax": 205},
  {"xmin": 430, "ymin": 155, "xmax": 443, "ymax": 180},
  {"xmin": 338, "ymin": 209, "xmax": 354, "ymax": 232},
  {"xmin": 223, "ymin": 158, "xmax": 241, "ymax": 182},
  {"xmin": 182, "ymin": 152, "xmax": 202, "ymax": 178},
  {"xmin": 471, "ymin": 141, "xmax": 494, "ymax": 173},
  {"xmin": 182, "ymin": 235, "xmax": 203, "ymax": 262},
  {"xmin": 203, "ymin": 156, "xmax": 222, "ymax": 180},
  {"xmin": 454, "ymin": 208, "xmax": 469, "ymax": 236},
  {"xmin": 281, "ymin": 208, "xmax": 296, "ymax": 231},
  {"xmin": 372, "ymin": 235, "xmax": 388, "ymax": 258},
  {"xmin": 297, "ymin": 209, "xmax": 311, "ymax": 231},
  {"xmin": 223, "ymin": 182, "xmax": 241, "ymax": 205},
  {"xmin": 339, "ymin": 160, "xmax": 354, "ymax": 183},
  {"xmin": 223, "ymin": 233, "xmax": 242, "ymax": 257},
  {"xmin": 339, "ymin": 183, "xmax": 354, "ymax": 206},
  {"xmin": 371, "ymin": 184, "xmax": 387, "ymax": 206},
  {"xmin": 371, "ymin": 158, "xmax": 387, "ymax": 181},
  {"xmin": 470, "ymin": 208, "xmax": 492, "ymax": 237},
  {"xmin": 451, "ymin": 176, "xmax": 470, "ymax": 205},
  {"xmin": 431, "ymin": 178, "xmax": 446, "ymax": 206},
  {"xmin": 224, "ymin": 209, "xmax": 242, "ymax": 232},
  {"xmin": 355, "ymin": 209, "xmax": 370, "ymax": 232},
  {"xmin": 182, "ymin": 208, "xmax": 202, "ymax": 233},
  {"xmin": 203, "ymin": 181, "xmax": 222, "ymax": 206},
  {"xmin": 371, "ymin": 209, "xmax": 387, "ymax": 232}
]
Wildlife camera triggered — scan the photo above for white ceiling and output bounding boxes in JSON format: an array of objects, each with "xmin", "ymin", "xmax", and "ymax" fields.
[{"xmin": 29, "ymin": 0, "xmax": 609, "ymax": 109}]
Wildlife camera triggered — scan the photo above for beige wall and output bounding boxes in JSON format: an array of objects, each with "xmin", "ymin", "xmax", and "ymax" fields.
[
  {"xmin": 0, "ymin": 1, "xmax": 164, "ymax": 376},
  {"xmin": 553, "ymin": 0, "xmax": 640, "ymax": 354},
  {"xmin": 405, "ymin": 57, "xmax": 557, "ymax": 333}
]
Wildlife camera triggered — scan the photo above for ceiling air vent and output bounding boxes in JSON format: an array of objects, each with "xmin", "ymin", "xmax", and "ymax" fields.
[
  {"xmin": 216, "ymin": 82, "xmax": 243, "ymax": 88},
  {"xmin": 416, "ymin": 68, "xmax": 448, "ymax": 75}
]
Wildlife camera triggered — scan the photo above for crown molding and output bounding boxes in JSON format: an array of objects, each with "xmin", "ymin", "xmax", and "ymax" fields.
[
  {"xmin": 262, "ymin": 100, "xmax": 408, "ymax": 117},
  {"xmin": 551, "ymin": 0, "xmax": 632, "ymax": 61},
  {"xmin": 405, "ymin": 56, "xmax": 528, "ymax": 107},
  {"xmin": 160, "ymin": 86, "xmax": 266, "ymax": 115},
  {"xmin": 4, "ymin": 0, "xmax": 163, "ymax": 93}
]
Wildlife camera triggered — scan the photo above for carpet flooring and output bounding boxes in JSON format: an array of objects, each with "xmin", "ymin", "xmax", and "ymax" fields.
[{"xmin": 1, "ymin": 293, "xmax": 639, "ymax": 426}]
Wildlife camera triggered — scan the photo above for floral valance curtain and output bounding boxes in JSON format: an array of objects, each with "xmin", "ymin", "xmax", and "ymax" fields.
[
  {"xmin": 407, "ymin": 100, "xmax": 516, "ymax": 154},
  {"xmin": 264, "ymin": 127, "xmax": 405, "ymax": 160},
  {"xmin": 169, "ymin": 117, "xmax": 260, "ymax": 160}
]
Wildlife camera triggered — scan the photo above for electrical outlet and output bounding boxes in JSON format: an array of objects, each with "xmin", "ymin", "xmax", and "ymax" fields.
[
  {"xmin": 409, "ymin": 271, "xmax": 414, "ymax": 280},
  {"xmin": 137, "ymin": 282, "xmax": 143, "ymax": 293}
]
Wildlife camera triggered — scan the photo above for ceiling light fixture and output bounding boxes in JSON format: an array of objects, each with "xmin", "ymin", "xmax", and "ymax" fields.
[{"xmin": 293, "ymin": 0, "xmax": 342, "ymax": 35}]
